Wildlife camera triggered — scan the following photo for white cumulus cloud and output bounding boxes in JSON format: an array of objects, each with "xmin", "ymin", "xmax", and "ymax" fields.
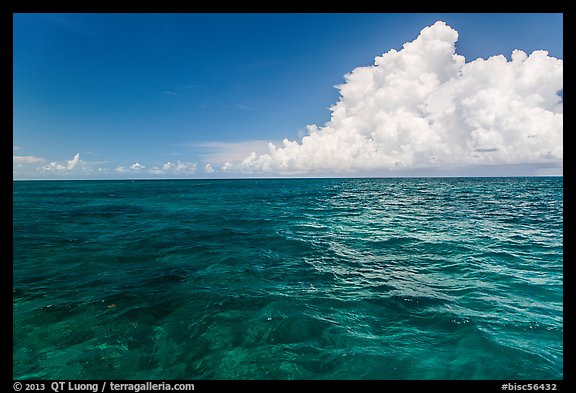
[
  {"xmin": 241, "ymin": 21, "xmax": 562, "ymax": 174},
  {"xmin": 148, "ymin": 160, "xmax": 197, "ymax": 175},
  {"xmin": 43, "ymin": 162, "xmax": 67, "ymax": 171},
  {"xmin": 41, "ymin": 153, "xmax": 85, "ymax": 172},
  {"xmin": 204, "ymin": 163, "xmax": 215, "ymax": 173},
  {"xmin": 130, "ymin": 162, "xmax": 146, "ymax": 171},
  {"xmin": 67, "ymin": 153, "xmax": 81, "ymax": 169}
]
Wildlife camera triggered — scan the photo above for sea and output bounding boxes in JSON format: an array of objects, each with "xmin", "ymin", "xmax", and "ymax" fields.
[{"xmin": 12, "ymin": 177, "xmax": 563, "ymax": 380}]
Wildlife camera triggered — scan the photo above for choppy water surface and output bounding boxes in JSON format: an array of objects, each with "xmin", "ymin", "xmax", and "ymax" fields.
[{"xmin": 13, "ymin": 178, "xmax": 563, "ymax": 379}]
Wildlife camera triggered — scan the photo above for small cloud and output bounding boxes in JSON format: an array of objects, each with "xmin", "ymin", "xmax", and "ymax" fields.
[
  {"xmin": 40, "ymin": 153, "xmax": 84, "ymax": 172},
  {"xmin": 130, "ymin": 162, "xmax": 145, "ymax": 171},
  {"xmin": 42, "ymin": 162, "xmax": 67, "ymax": 171},
  {"xmin": 222, "ymin": 162, "xmax": 233, "ymax": 171},
  {"xmin": 163, "ymin": 91, "xmax": 178, "ymax": 96},
  {"xmin": 148, "ymin": 160, "xmax": 197, "ymax": 175},
  {"xmin": 13, "ymin": 155, "xmax": 45, "ymax": 164},
  {"xmin": 67, "ymin": 153, "xmax": 81, "ymax": 169},
  {"xmin": 117, "ymin": 162, "xmax": 149, "ymax": 174},
  {"xmin": 204, "ymin": 163, "xmax": 215, "ymax": 173}
]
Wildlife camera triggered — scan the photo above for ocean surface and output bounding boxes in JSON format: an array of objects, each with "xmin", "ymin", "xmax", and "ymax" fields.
[{"xmin": 13, "ymin": 177, "xmax": 563, "ymax": 380}]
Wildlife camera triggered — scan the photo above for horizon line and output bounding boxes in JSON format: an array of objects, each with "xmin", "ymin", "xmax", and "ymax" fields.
[{"xmin": 12, "ymin": 174, "xmax": 564, "ymax": 182}]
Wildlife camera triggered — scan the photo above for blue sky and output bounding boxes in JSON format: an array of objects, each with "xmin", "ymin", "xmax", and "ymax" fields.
[{"xmin": 13, "ymin": 13, "xmax": 563, "ymax": 179}]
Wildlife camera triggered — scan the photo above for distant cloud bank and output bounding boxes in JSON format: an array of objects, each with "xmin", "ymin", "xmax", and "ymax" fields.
[
  {"xmin": 40, "ymin": 153, "xmax": 83, "ymax": 172},
  {"xmin": 240, "ymin": 21, "xmax": 563, "ymax": 174},
  {"xmin": 13, "ymin": 155, "xmax": 45, "ymax": 164}
]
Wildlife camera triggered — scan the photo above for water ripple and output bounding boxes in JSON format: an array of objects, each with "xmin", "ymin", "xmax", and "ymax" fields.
[{"xmin": 13, "ymin": 178, "xmax": 562, "ymax": 379}]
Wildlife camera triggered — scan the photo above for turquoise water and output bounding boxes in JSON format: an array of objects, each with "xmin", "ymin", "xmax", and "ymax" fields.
[{"xmin": 13, "ymin": 178, "xmax": 563, "ymax": 379}]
